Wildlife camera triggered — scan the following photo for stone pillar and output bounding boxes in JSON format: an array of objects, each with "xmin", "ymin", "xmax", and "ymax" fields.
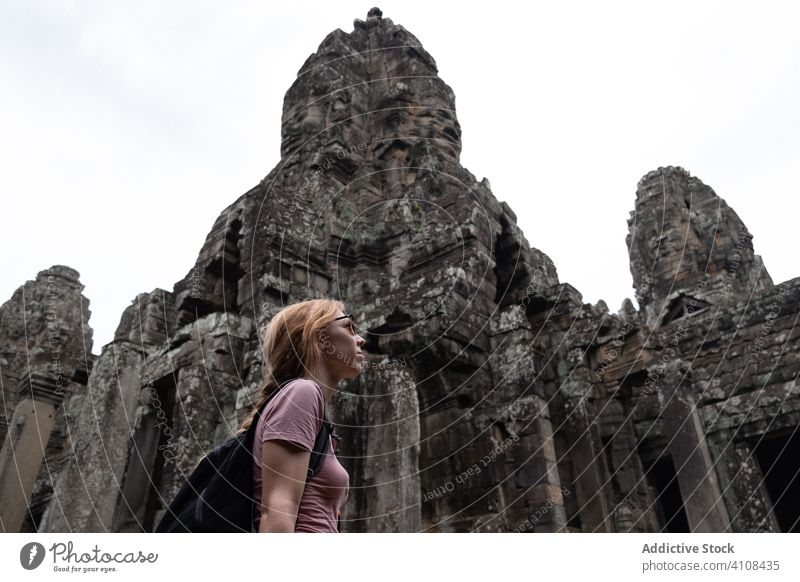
[
  {"xmin": 0, "ymin": 414, "xmax": 9, "ymax": 458},
  {"xmin": 355, "ymin": 362, "xmax": 421, "ymax": 532},
  {"xmin": 39, "ymin": 342, "xmax": 145, "ymax": 532},
  {"xmin": 111, "ymin": 389, "xmax": 173, "ymax": 533},
  {"xmin": 660, "ymin": 362, "xmax": 730, "ymax": 532},
  {"xmin": 560, "ymin": 372, "xmax": 613, "ymax": 533},
  {"xmin": 487, "ymin": 306, "xmax": 567, "ymax": 532},
  {"xmin": 598, "ymin": 397, "xmax": 661, "ymax": 532},
  {"xmin": 518, "ymin": 411, "xmax": 568, "ymax": 533},
  {"xmin": 0, "ymin": 372, "xmax": 63, "ymax": 532},
  {"xmin": 708, "ymin": 436, "xmax": 780, "ymax": 532}
]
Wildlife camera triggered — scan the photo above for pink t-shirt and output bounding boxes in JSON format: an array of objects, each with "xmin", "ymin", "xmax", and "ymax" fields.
[{"xmin": 252, "ymin": 378, "xmax": 349, "ymax": 532}]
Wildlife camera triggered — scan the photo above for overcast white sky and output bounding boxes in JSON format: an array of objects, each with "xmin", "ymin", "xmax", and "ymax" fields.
[{"xmin": 1, "ymin": 1, "xmax": 798, "ymax": 356}]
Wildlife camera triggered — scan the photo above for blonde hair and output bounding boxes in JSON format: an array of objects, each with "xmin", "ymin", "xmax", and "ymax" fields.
[{"xmin": 239, "ymin": 298, "xmax": 344, "ymax": 432}]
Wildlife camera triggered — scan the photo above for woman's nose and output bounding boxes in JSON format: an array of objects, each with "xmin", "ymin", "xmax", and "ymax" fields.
[{"xmin": 357, "ymin": 334, "xmax": 366, "ymax": 345}]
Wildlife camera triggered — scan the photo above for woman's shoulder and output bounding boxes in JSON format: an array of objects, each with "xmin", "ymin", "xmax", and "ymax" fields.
[
  {"xmin": 259, "ymin": 378, "xmax": 325, "ymax": 438},
  {"xmin": 284, "ymin": 377, "xmax": 322, "ymax": 394},
  {"xmin": 275, "ymin": 378, "xmax": 324, "ymax": 407}
]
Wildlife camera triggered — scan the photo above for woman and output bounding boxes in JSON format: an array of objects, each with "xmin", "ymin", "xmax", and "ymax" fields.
[{"xmin": 240, "ymin": 299, "xmax": 365, "ymax": 533}]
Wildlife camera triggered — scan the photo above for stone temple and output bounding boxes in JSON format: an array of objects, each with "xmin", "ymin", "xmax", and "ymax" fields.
[{"xmin": 2, "ymin": 8, "xmax": 798, "ymax": 533}]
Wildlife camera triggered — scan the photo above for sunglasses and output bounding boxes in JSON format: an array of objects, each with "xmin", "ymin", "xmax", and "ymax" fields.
[{"xmin": 333, "ymin": 313, "xmax": 360, "ymax": 334}]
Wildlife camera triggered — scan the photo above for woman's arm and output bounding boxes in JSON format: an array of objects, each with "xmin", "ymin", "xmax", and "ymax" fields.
[{"xmin": 258, "ymin": 440, "xmax": 311, "ymax": 532}]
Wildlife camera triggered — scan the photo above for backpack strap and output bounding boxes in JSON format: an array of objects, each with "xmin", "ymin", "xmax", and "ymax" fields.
[{"xmin": 306, "ymin": 414, "xmax": 332, "ymax": 481}]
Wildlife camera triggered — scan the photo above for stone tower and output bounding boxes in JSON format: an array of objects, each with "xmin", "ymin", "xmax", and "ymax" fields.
[
  {"xmin": 2, "ymin": 9, "xmax": 799, "ymax": 534},
  {"xmin": 0, "ymin": 266, "xmax": 94, "ymax": 532},
  {"xmin": 10, "ymin": 7, "xmax": 564, "ymax": 533},
  {"xmin": 627, "ymin": 166, "xmax": 773, "ymax": 327}
]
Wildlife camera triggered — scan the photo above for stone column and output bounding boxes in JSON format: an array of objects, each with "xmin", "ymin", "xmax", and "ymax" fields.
[
  {"xmin": 598, "ymin": 397, "xmax": 661, "ymax": 532},
  {"xmin": 560, "ymin": 372, "xmax": 613, "ymax": 532},
  {"xmin": 39, "ymin": 342, "xmax": 145, "ymax": 532},
  {"xmin": 660, "ymin": 362, "xmax": 730, "ymax": 532},
  {"xmin": 0, "ymin": 372, "xmax": 64, "ymax": 532},
  {"xmin": 708, "ymin": 435, "xmax": 780, "ymax": 532},
  {"xmin": 0, "ymin": 415, "xmax": 9, "ymax": 458},
  {"xmin": 356, "ymin": 362, "xmax": 421, "ymax": 532},
  {"xmin": 518, "ymin": 411, "xmax": 568, "ymax": 533},
  {"xmin": 487, "ymin": 307, "xmax": 567, "ymax": 532},
  {"xmin": 111, "ymin": 390, "xmax": 172, "ymax": 533}
]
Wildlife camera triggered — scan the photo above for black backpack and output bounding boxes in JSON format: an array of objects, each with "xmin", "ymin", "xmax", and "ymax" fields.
[{"xmin": 154, "ymin": 379, "xmax": 337, "ymax": 533}]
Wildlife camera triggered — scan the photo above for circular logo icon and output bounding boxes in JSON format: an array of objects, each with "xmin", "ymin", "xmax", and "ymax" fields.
[{"xmin": 20, "ymin": 542, "xmax": 46, "ymax": 570}]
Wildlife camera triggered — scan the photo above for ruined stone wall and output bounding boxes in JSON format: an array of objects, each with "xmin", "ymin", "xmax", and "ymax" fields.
[
  {"xmin": 2, "ymin": 10, "xmax": 798, "ymax": 534},
  {"xmin": 531, "ymin": 167, "xmax": 800, "ymax": 533},
  {"xmin": 0, "ymin": 266, "xmax": 94, "ymax": 532}
]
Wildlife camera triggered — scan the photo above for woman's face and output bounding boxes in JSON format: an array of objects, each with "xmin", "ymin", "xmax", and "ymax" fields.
[{"xmin": 319, "ymin": 311, "xmax": 366, "ymax": 379}]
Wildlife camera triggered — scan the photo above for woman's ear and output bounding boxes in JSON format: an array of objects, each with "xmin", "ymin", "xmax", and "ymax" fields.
[
  {"xmin": 316, "ymin": 330, "xmax": 327, "ymax": 353},
  {"xmin": 317, "ymin": 327, "xmax": 335, "ymax": 356}
]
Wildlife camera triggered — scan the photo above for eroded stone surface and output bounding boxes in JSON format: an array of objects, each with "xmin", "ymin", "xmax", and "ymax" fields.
[
  {"xmin": 2, "ymin": 11, "xmax": 798, "ymax": 534},
  {"xmin": 0, "ymin": 266, "xmax": 94, "ymax": 532}
]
